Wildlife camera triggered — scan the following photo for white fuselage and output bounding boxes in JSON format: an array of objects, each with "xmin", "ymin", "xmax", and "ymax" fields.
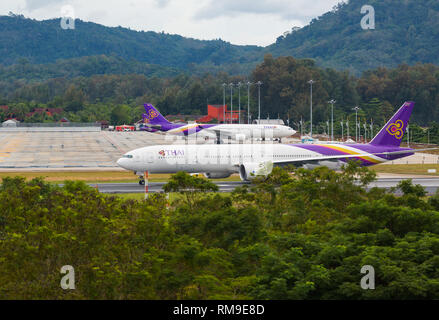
[
  {"xmin": 166, "ymin": 124, "xmax": 296, "ymax": 140},
  {"xmin": 117, "ymin": 143, "xmax": 383, "ymax": 176}
]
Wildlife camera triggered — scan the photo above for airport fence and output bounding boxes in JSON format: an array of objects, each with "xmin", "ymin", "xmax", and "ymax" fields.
[{"xmin": 0, "ymin": 123, "xmax": 102, "ymax": 132}]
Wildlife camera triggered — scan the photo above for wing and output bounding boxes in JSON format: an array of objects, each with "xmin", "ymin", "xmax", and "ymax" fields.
[{"xmin": 201, "ymin": 127, "xmax": 236, "ymax": 138}]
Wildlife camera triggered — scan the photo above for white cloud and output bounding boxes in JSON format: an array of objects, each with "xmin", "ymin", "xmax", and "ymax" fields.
[
  {"xmin": 195, "ymin": 0, "xmax": 340, "ymax": 21},
  {"xmin": 0, "ymin": 0, "xmax": 342, "ymax": 46},
  {"xmin": 25, "ymin": 0, "xmax": 64, "ymax": 11},
  {"xmin": 154, "ymin": 0, "xmax": 171, "ymax": 9}
]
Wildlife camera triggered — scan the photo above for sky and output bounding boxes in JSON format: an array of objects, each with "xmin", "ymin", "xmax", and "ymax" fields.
[{"xmin": 1, "ymin": 0, "xmax": 343, "ymax": 46}]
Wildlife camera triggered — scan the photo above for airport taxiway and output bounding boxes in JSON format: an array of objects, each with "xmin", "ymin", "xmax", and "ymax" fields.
[
  {"xmin": 94, "ymin": 181, "xmax": 249, "ymax": 194},
  {"xmin": 93, "ymin": 177, "xmax": 439, "ymax": 195}
]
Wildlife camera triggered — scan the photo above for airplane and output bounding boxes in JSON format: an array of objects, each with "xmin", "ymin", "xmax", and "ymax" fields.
[
  {"xmin": 139, "ymin": 103, "xmax": 296, "ymax": 143},
  {"xmin": 118, "ymin": 101, "xmax": 433, "ymax": 184}
]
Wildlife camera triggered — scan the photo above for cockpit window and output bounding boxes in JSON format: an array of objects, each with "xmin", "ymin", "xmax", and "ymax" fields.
[{"xmin": 123, "ymin": 154, "xmax": 134, "ymax": 159}]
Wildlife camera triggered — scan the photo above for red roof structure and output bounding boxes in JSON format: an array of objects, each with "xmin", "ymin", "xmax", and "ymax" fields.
[
  {"xmin": 26, "ymin": 108, "xmax": 64, "ymax": 118},
  {"xmin": 197, "ymin": 105, "xmax": 243, "ymax": 123}
]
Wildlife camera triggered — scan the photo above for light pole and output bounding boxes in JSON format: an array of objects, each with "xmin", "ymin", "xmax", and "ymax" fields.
[
  {"xmin": 308, "ymin": 80, "xmax": 314, "ymax": 137},
  {"xmin": 300, "ymin": 117, "xmax": 303, "ymax": 138},
  {"xmin": 246, "ymin": 81, "xmax": 252, "ymax": 124},
  {"xmin": 229, "ymin": 83, "xmax": 234, "ymax": 124},
  {"xmin": 346, "ymin": 120, "xmax": 349, "ymax": 140},
  {"xmin": 342, "ymin": 121, "xmax": 345, "ymax": 141},
  {"xmin": 353, "ymin": 106, "xmax": 360, "ymax": 142},
  {"xmin": 370, "ymin": 119, "xmax": 374, "ymax": 140},
  {"xmin": 364, "ymin": 123, "xmax": 367, "ymax": 143},
  {"xmin": 328, "ymin": 99, "xmax": 336, "ymax": 141},
  {"xmin": 256, "ymin": 81, "xmax": 262, "ymax": 122},
  {"xmin": 237, "ymin": 82, "xmax": 242, "ymax": 124},
  {"xmin": 222, "ymin": 83, "xmax": 227, "ymax": 124},
  {"xmin": 326, "ymin": 120, "xmax": 330, "ymax": 139}
]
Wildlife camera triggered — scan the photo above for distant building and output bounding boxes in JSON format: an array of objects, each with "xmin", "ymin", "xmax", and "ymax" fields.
[
  {"xmin": 47, "ymin": 108, "xmax": 63, "ymax": 115},
  {"xmin": 26, "ymin": 108, "xmax": 63, "ymax": 118},
  {"xmin": 2, "ymin": 119, "xmax": 19, "ymax": 127},
  {"xmin": 135, "ymin": 104, "xmax": 247, "ymax": 125},
  {"xmin": 197, "ymin": 105, "xmax": 244, "ymax": 123}
]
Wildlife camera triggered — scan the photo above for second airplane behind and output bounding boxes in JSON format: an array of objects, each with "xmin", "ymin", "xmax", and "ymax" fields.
[{"xmin": 139, "ymin": 103, "xmax": 296, "ymax": 142}]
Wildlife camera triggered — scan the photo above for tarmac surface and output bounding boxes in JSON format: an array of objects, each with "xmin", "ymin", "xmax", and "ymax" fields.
[
  {"xmin": 94, "ymin": 181, "xmax": 249, "ymax": 194},
  {"xmin": 1, "ymin": 129, "xmax": 439, "ymax": 194},
  {"xmin": 93, "ymin": 177, "xmax": 439, "ymax": 195},
  {"xmin": 0, "ymin": 130, "xmax": 438, "ymax": 171},
  {"xmin": 0, "ymin": 131, "xmax": 184, "ymax": 170}
]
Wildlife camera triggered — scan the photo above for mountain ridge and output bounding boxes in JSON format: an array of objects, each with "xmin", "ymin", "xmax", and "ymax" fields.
[
  {"xmin": 0, "ymin": 14, "xmax": 261, "ymax": 72},
  {"xmin": 2, "ymin": 0, "xmax": 439, "ymax": 74},
  {"xmin": 269, "ymin": 0, "xmax": 439, "ymax": 73}
]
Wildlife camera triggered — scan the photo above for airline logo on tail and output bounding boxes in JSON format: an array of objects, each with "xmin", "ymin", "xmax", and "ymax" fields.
[
  {"xmin": 148, "ymin": 109, "xmax": 159, "ymax": 120},
  {"xmin": 386, "ymin": 120, "xmax": 405, "ymax": 140},
  {"xmin": 370, "ymin": 101, "xmax": 414, "ymax": 147},
  {"xmin": 143, "ymin": 103, "xmax": 171, "ymax": 125}
]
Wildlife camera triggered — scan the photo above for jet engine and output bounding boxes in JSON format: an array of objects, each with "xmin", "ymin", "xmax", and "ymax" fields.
[
  {"xmin": 203, "ymin": 172, "xmax": 232, "ymax": 179},
  {"xmin": 239, "ymin": 161, "xmax": 274, "ymax": 181}
]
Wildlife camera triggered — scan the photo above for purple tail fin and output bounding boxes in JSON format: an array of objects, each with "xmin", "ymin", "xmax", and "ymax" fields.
[
  {"xmin": 370, "ymin": 101, "xmax": 414, "ymax": 147},
  {"xmin": 143, "ymin": 103, "xmax": 170, "ymax": 125}
]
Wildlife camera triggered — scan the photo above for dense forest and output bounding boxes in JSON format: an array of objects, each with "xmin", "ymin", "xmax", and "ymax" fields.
[
  {"xmin": 2, "ymin": 0, "xmax": 439, "ymax": 74},
  {"xmin": 0, "ymin": 55, "xmax": 181, "ymax": 82},
  {"xmin": 1, "ymin": 164, "xmax": 438, "ymax": 299},
  {"xmin": 1, "ymin": 55, "xmax": 439, "ymax": 144},
  {"xmin": 0, "ymin": 14, "xmax": 260, "ymax": 75},
  {"xmin": 271, "ymin": 0, "xmax": 439, "ymax": 73}
]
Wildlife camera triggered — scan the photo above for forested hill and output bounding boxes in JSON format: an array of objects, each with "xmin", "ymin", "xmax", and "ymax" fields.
[
  {"xmin": 0, "ymin": 14, "xmax": 261, "ymax": 72},
  {"xmin": 3, "ymin": 0, "xmax": 439, "ymax": 75},
  {"xmin": 0, "ymin": 55, "xmax": 182, "ymax": 82},
  {"xmin": 269, "ymin": 0, "xmax": 439, "ymax": 73}
]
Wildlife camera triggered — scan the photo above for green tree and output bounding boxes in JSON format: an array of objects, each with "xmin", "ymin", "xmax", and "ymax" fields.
[
  {"xmin": 163, "ymin": 172, "xmax": 219, "ymax": 209},
  {"xmin": 110, "ymin": 105, "xmax": 132, "ymax": 125}
]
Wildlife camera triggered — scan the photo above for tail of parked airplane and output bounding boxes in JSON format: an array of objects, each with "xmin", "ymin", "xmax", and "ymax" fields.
[
  {"xmin": 143, "ymin": 103, "xmax": 171, "ymax": 125},
  {"xmin": 370, "ymin": 101, "xmax": 414, "ymax": 147}
]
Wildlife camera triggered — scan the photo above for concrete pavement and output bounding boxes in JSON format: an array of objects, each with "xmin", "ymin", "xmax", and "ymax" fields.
[{"xmin": 92, "ymin": 177, "xmax": 439, "ymax": 195}]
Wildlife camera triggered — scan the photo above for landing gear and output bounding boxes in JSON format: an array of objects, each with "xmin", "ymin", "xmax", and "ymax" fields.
[
  {"xmin": 215, "ymin": 132, "xmax": 222, "ymax": 144},
  {"xmin": 139, "ymin": 179, "xmax": 145, "ymax": 186}
]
